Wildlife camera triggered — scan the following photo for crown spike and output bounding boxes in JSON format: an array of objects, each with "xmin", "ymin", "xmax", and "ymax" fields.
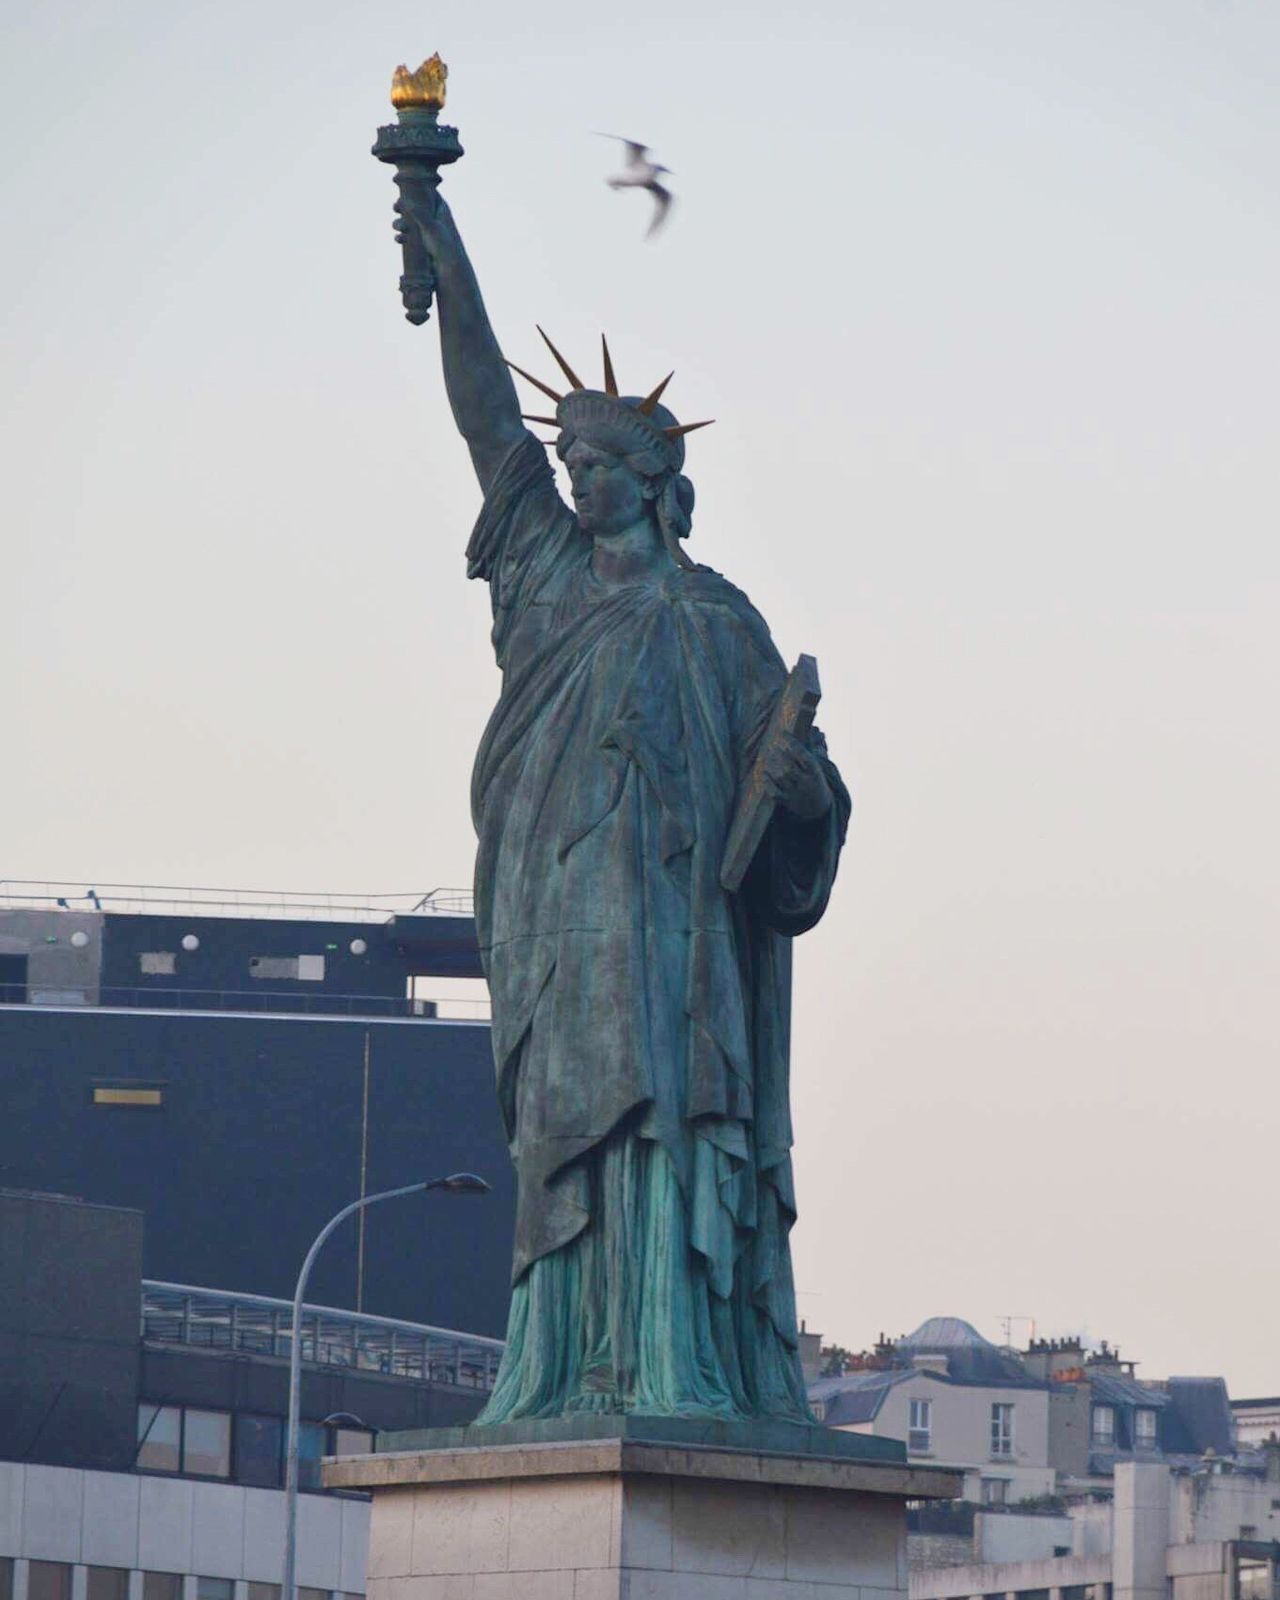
[
  {"xmin": 536, "ymin": 326, "xmax": 585, "ymax": 391},
  {"xmin": 521, "ymin": 414, "xmax": 561, "ymax": 427},
  {"xmin": 601, "ymin": 335, "xmax": 619, "ymax": 397},
  {"xmin": 505, "ymin": 359, "xmax": 563, "ymax": 404},
  {"xmin": 637, "ymin": 373, "xmax": 674, "ymax": 416},
  {"xmin": 664, "ymin": 420, "xmax": 715, "ymax": 439}
]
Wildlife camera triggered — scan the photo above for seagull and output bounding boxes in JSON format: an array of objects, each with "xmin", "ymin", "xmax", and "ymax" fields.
[{"xmin": 599, "ymin": 136, "xmax": 674, "ymax": 238}]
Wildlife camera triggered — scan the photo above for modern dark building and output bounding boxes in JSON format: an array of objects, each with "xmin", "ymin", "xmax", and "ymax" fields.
[
  {"xmin": 0, "ymin": 882, "xmax": 514, "ymax": 1337},
  {"xmin": 0, "ymin": 1187, "xmax": 503, "ymax": 1600}
]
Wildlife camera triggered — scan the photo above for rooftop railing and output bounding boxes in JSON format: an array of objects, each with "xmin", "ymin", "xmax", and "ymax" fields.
[
  {"xmin": 0, "ymin": 984, "xmax": 490, "ymax": 1020},
  {"xmin": 142, "ymin": 1281, "xmax": 504, "ymax": 1391},
  {"xmin": 0, "ymin": 881, "xmax": 474, "ymax": 923}
]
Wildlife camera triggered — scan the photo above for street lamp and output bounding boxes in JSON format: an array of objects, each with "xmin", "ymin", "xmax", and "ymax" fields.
[{"xmin": 281, "ymin": 1172, "xmax": 491, "ymax": 1600}]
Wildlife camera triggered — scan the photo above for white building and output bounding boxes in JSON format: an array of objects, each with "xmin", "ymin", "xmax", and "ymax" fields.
[
  {"xmin": 0, "ymin": 1461, "xmax": 368, "ymax": 1600},
  {"xmin": 1233, "ymin": 1400, "xmax": 1280, "ymax": 1449},
  {"xmin": 811, "ymin": 1318, "xmax": 1056, "ymax": 1506}
]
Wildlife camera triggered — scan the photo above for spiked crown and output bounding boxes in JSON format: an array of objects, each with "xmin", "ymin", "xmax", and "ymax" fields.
[{"xmin": 509, "ymin": 330, "xmax": 713, "ymax": 472}]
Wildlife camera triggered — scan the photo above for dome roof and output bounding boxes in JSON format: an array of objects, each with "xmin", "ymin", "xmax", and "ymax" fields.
[
  {"xmin": 896, "ymin": 1316, "xmax": 1041, "ymax": 1388},
  {"xmin": 901, "ymin": 1317, "xmax": 995, "ymax": 1350}
]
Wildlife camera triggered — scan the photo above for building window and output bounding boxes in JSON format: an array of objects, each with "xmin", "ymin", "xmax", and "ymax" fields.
[
  {"xmin": 93, "ymin": 1083, "xmax": 164, "ymax": 1108},
  {"xmin": 137, "ymin": 1403, "xmax": 182, "ymax": 1471},
  {"xmin": 142, "ymin": 1576, "xmax": 181, "ymax": 1600},
  {"xmin": 184, "ymin": 1409, "xmax": 232, "ymax": 1477},
  {"xmin": 27, "ymin": 1566, "xmax": 72, "ymax": 1600},
  {"xmin": 248, "ymin": 1587, "xmax": 281, "ymax": 1600},
  {"xmin": 87, "ymin": 1570, "xmax": 129, "ymax": 1600},
  {"xmin": 140, "ymin": 952, "xmax": 177, "ymax": 975},
  {"xmin": 908, "ymin": 1398, "xmax": 932, "ymax": 1453},
  {"xmin": 196, "ymin": 1582, "xmax": 234, "ymax": 1600},
  {"xmin": 990, "ymin": 1403, "xmax": 1014, "ymax": 1457},
  {"xmin": 236, "ymin": 1413, "xmax": 284, "ymax": 1487},
  {"xmin": 298, "ymin": 1590, "xmax": 329, "ymax": 1600},
  {"xmin": 1091, "ymin": 1404, "xmax": 1116, "ymax": 1445},
  {"xmin": 138, "ymin": 1403, "xmax": 231, "ymax": 1477},
  {"xmin": 1134, "ymin": 1408, "xmax": 1157, "ymax": 1448},
  {"xmin": 250, "ymin": 955, "xmax": 325, "ymax": 981},
  {"xmin": 250, "ymin": 956, "xmax": 297, "ymax": 979},
  {"xmin": 981, "ymin": 1478, "xmax": 1009, "ymax": 1506},
  {"xmin": 0, "ymin": 1559, "xmax": 13, "ymax": 1600}
]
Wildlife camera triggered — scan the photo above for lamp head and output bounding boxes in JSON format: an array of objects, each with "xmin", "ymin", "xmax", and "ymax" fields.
[{"xmin": 426, "ymin": 1172, "xmax": 491, "ymax": 1194}]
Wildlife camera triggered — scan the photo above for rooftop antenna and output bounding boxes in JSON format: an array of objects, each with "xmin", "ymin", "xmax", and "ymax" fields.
[{"xmin": 1000, "ymin": 1314, "xmax": 1036, "ymax": 1349}]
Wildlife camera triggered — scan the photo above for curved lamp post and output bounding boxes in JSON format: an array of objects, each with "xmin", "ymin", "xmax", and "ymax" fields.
[{"xmin": 282, "ymin": 1172, "xmax": 492, "ymax": 1600}]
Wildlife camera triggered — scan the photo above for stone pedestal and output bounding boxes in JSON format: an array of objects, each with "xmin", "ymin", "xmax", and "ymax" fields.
[{"xmin": 324, "ymin": 1419, "xmax": 962, "ymax": 1600}]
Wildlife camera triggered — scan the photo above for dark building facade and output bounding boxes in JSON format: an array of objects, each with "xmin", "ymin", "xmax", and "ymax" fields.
[{"xmin": 0, "ymin": 887, "xmax": 514, "ymax": 1338}]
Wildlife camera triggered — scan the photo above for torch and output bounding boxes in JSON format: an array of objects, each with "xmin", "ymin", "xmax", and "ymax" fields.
[{"xmin": 372, "ymin": 55, "xmax": 463, "ymax": 325}]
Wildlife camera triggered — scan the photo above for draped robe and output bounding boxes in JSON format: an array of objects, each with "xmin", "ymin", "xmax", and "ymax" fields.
[{"xmin": 467, "ymin": 433, "xmax": 850, "ymax": 1422}]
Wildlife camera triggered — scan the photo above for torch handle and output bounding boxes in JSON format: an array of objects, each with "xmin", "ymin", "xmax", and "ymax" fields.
[
  {"xmin": 391, "ymin": 164, "xmax": 443, "ymax": 326},
  {"xmin": 373, "ymin": 109, "xmax": 463, "ymax": 327}
]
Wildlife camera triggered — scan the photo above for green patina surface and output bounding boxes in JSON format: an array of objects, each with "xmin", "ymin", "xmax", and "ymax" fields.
[
  {"xmin": 385, "ymin": 138, "xmax": 851, "ymax": 1426},
  {"xmin": 377, "ymin": 1415, "xmax": 906, "ymax": 1465}
]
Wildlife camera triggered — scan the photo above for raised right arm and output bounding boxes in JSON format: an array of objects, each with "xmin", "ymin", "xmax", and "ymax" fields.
[{"xmin": 395, "ymin": 182, "xmax": 527, "ymax": 494}]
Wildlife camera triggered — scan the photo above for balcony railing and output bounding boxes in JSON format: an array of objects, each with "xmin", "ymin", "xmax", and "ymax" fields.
[{"xmin": 142, "ymin": 1281, "xmax": 504, "ymax": 1390}]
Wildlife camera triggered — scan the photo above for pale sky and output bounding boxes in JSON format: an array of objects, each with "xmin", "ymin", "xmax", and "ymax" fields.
[{"xmin": 3, "ymin": 1, "xmax": 1277, "ymax": 1394}]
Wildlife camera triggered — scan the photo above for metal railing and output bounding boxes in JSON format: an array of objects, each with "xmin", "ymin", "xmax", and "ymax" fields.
[
  {"xmin": 142, "ymin": 1281, "xmax": 504, "ymax": 1390},
  {"xmin": 0, "ymin": 984, "xmax": 490, "ymax": 1020},
  {"xmin": 0, "ymin": 881, "xmax": 474, "ymax": 923}
]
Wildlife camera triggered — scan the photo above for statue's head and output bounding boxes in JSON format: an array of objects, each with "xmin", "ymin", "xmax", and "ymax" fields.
[{"xmin": 508, "ymin": 331, "xmax": 712, "ymax": 569}]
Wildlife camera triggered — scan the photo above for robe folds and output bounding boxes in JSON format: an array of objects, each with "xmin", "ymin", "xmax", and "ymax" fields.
[{"xmin": 465, "ymin": 432, "xmax": 850, "ymax": 1422}]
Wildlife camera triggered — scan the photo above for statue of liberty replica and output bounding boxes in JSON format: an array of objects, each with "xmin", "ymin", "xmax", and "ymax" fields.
[{"xmin": 380, "ymin": 60, "xmax": 850, "ymax": 1427}]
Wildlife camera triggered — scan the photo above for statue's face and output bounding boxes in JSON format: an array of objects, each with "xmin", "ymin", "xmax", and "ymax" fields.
[{"xmin": 564, "ymin": 440, "xmax": 650, "ymax": 537}]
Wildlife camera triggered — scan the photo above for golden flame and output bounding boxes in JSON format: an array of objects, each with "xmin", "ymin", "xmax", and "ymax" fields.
[{"xmin": 391, "ymin": 54, "xmax": 448, "ymax": 111}]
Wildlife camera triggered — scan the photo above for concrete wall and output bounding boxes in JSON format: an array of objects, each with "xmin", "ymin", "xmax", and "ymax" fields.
[
  {"xmin": 975, "ymin": 1514, "xmax": 1073, "ymax": 1566},
  {"xmin": 0, "ymin": 1460, "xmax": 367, "ymax": 1595},
  {"xmin": 1166, "ymin": 1541, "xmax": 1234, "ymax": 1600},
  {"xmin": 1071, "ymin": 1503, "xmax": 1113, "ymax": 1559},
  {"xmin": 910, "ymin": 1549, "xmax": 1110, "ymax": 1599},
  {"xmin": 1171, "ymin": 1469, "xmax": 1280, "ymax": 1544},
  {"xmin": 1114, "ymin": 1463, "xmax": 1169, "ymax": 1600},
  {"xmin": 908, "ymin": 1534, "xmax": 973, "ymax": 1573},
  {"xmin": 0, "ymin": 910, "xmax": 102, "ymax": 1004},
  {"xmin": 370, "ymin": 1469, "xmax": 910, "ymax": 1600}
]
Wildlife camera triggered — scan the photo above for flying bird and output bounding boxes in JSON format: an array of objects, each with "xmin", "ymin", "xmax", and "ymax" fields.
[{"xmin": 599, "ymin": 136, "xmax": 674, "ymax": 238}]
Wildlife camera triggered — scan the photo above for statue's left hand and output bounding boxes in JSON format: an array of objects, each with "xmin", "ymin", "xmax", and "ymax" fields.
[{"xmin": 763, "ymin": 732, "xmax": 832, "ymax": 822}]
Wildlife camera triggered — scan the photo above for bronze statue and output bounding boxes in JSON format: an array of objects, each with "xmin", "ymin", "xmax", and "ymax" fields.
[{"xmin": 387, "ymin": 80, "xmax": 850, "ymax": 1420}]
